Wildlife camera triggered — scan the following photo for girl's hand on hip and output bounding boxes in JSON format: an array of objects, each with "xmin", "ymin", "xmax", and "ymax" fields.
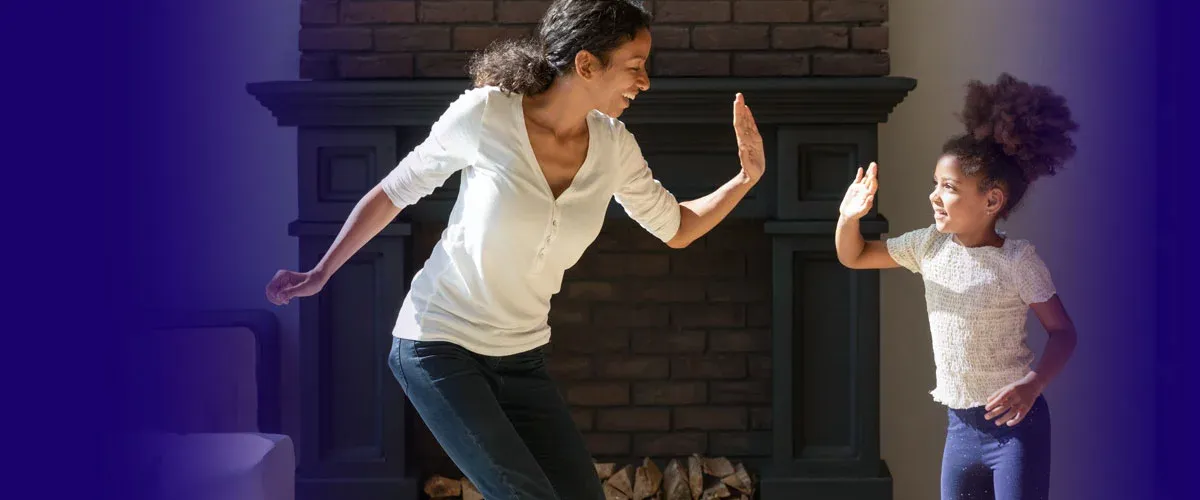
[{"xmin": 984, "ymin": 373, "xmax": 1044, "ymax": 426}]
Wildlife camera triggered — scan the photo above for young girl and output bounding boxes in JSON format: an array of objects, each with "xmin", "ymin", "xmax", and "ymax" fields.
[{"xmin": 835, "ymin": 73, "xmax": 1079, "ymax": 500}]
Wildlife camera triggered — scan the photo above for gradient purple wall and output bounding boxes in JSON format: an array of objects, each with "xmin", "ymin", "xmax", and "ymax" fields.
[{"xmin": 2, "ymin": 1, "xmax": 1193, "ymax": 499}]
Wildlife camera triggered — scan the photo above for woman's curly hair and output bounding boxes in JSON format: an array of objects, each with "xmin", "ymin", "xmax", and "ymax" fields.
[
  {"xmin": 468, "ymin": 0, "xmax": 651, "ymax": 96},
  {"xmin": 942, "ymin": 73, "xmax": 1079, "ymax": 218}
]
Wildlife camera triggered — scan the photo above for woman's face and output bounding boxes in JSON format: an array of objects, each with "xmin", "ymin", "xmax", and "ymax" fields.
[{"xmin": 582, "ymin": 28, "xmax": 651, "ymax": 118}]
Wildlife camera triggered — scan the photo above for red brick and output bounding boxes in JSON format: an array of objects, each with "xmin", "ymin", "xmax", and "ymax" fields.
[
  {"xmin": 656, "ymin": 2, "xmax": 731, "ymax": 23},
  {"xmin": 420, "ymin": 1, "xmax": 494, "ymax": 23},
  {"xmin": 497, "ymin": 1, "xmax": 551, "ymax": 23},
  {"xmin": 300, "ymin": 28, "xmax": 372, "ymax": 51},
  {"xmin": 572, "ymin": 253, "xmax": 671, "ymax": 278},
  {"xmin": 733, "ymin": 52, "xmax": 810, "ymax": 77},
  {"xmin": 710, "ymin": 432, "xmax": 771, "ymax": 456},
  {"xmin": 632, "ymin": 381, "xmax": 707, "ymax": 405},
  {"xmin": 629, "ymin": 254, "xmax": 673, "ymax": 276},
  {"xmin": 551, "ymin": 327, "xmax": 629, "ymax": 354},
  {"xmin": 692, "ymin": 25, "xmax": 768, "ymax": 50},
  {"xmin": 772, "ymin": 26, "xmax": 848, "ymax": 49},
  {"xmin": 300, "ymin": 1, "xmax": 338, "ymax": 25},
  {"xmin": 548, "ymin": 300, "xmax": 589, "ymax": 325},
  {"xmin": 631, "ymin": 330, "xmax": 706, "ymax": 354},
  {"xmin": 566, "ymin": 382, "xmax": 630, "ymax": 406},
  {"xmin": 567, "ymin": 281, "xmax": 619, "ymax": 301},
  {"xmin": 812, "ymin": 0, "xmax": 888, "ymax": 22},
  {"xmin": 671, "ymin": 355, "xmax": 746, "ymax": 379},
  {"xmin": 733, "ymin": 0, "xmax": 810, "ymax": 22},
  {"xmin": 702, "ymin": 221, "xmax": 768, "ymax": 250},
  {"xmin": 547, "ymin": 355, "xmax": 592, "ymax": 379},
  {"xmin": 624, "ymin": 280, "xmax": 707, "ymax": 302},
  {"xmin": 711, "ymin": 380, "xmax": 770, "ymax": 404},
  {"xmin": 416, "ymin": 52, "xmax": 474, "ymax": 77},
  {"xmin": 593, "ymin": 304, "xmax": 671, "ymax": 328},
  {"xmin": 596, "ymin": 356, "xmax": 670, "ymax": 379},
  {"xmin": 375, "ymin": 26, "xmax": 451, "ymax": 51},
  {"xmin": 852, "ymin": 25, "xmax": 889, "ymax": 50},
  {"xmin": 671, "ymin": 303, "xmax": 744, "ymax": 328},
  {"xmin": 709, "ymin": 329, "xmax": 771, "ymax": 352},
  {"xmin": 597, "ymin": 408, "xmax": 671, "ymax": 431},
  {"xmin": 654, "ymin": 51, "xmax": 730, "ymax": 76},
  {"xmin": 588, "ymin": 231, "xmax": 627, "ymax": 252},
  {"xmin": 748, "ymin": 354, "xmax": 772, "ymax": 379},
  {"xmin": 675, "ymin": 407, "xmax": 747, "ymax": 430},
  {"xmin": 671, "ymin": 251, "xmax": 745, "ymax": 277},
  {"xmin": 812, "ymin": 52, "xmax": 890, "ymax": 76},
  {"xmin": 584, "ymin": 433, "xmax": 631, "ymax": 456},
  {"xmin": 651, "ymin": 26, "xmax": 690, "ymax": 49},
  {"xmin": 746, "ymin": 302, "xmax": 771, "ymax": 327},
  {"xmin": 706, "ymin": 280, "xmax": 769, "ymax": 302},
  {"xmin": 749, "ymin": 406, "xmax": 772, "ymax": 430},
  {"xmin": 453, "ymin": 25, "xmax": 533, "ymax": 51},
  {"xmin": 626, "ymin": 226, "xmax": 677, "ymax": 250},
  {"xmin": 338, "ymin": 54, "xmax": 414, "ymax": 78},
  {"xmin": 746, "ymin": 255, "xmax": 771, "ymax": 277},
  {"xmin": 572, "ymin": 409, "xmax": 595, "ymax": 431},
  {"xmin": 300, "ymin": 54, "xmax": 337, "ymax": 80},
  {"xmin": 340, "ymin": 2, "xmax": 416, "ymax": 24},
  {"xmin": 634, "ymin": 433, "xmax": 707, "ymax": 456}
]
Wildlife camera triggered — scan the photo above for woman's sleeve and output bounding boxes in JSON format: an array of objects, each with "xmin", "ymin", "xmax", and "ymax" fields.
[{"xmin": 380, "ymin": 87, "xmax": 489, "ymax": 208}]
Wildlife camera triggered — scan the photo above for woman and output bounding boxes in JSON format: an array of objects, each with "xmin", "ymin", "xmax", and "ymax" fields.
[{"xmin": 265, "ymin": 1, "xmax": 765, "ymax": 498}]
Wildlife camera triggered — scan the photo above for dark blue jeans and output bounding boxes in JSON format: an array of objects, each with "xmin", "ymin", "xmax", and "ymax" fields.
[
  {"xmin": 941, "ymin": 395, "xmax": 1052, "ymax": 500},
  {"xmin": 387, "ymin": 337, "xmax": 604, "ymax": 500}
]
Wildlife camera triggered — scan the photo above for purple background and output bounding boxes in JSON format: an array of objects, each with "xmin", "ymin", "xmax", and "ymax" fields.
[{"xmin": 1, "ymin": 0, "xmax": 1194, "ymax": 498}]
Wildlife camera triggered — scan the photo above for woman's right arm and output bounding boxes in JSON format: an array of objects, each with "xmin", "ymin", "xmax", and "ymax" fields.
[
  {"xmin": 266, "ymin": 88, "xmax": 489, "ymax": 305},
  {"xmin": 266, "ymin": 184, "xmax": 400, "ymax": 305},
  {"xmin": 313, "ymin": 184, "xmax": 401, "ymax": 277},
  {"xmin": 835, "ymin": 163, "xmax": 900, "ymax": 270}
]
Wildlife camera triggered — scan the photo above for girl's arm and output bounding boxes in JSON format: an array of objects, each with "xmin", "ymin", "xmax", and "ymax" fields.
[
  {"xmin": 985, "ymin": 294, "xmax": 1077, "ymax": 426},
  {"xmin": 835, "ymin": 163, "xmax": 900, "ymax": 269},
  {"xmin": 836, "ymin": 216, "xmax": 901, "ymax": 269},
  {"xmin": 1026, "ymin": 295, "xmax": 1078, "ymax": 390}
]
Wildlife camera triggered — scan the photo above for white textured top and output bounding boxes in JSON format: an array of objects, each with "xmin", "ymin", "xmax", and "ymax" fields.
[
  {"xmin": 887, "ymin": 224, "xmax": 1056, "ymax": 409},
  {"xmin": 380, "ymin": 86, "xmax": 681, "ymax": 356}
]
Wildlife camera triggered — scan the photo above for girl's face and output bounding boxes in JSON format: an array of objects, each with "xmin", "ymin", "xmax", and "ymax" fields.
[{"xmin": 929, "ymin": 155, "xmax": 1003, "ymax": 234}]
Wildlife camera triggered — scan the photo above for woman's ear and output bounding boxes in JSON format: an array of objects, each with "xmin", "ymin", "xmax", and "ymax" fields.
[{"xmin": 574, "ymin": 50, "xmax": 599, "ymax": 80}]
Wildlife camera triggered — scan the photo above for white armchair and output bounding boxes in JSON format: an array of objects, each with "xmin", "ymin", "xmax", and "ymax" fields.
[{"xmin": 128, "ymin": 310, "xmax": 294, "ymax": 500}]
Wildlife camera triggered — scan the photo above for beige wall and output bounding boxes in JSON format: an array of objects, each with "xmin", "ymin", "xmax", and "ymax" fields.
[{"xmin": 880, "ymin": 1, "xmax": 1155, "ymax": 499}]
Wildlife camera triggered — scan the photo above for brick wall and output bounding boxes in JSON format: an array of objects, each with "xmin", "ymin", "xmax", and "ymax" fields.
[
  {"xmin": 299, "ymin": 0, "xmax": 889, "ymax": 79},
  {"xmin": 409, "ymin": 217, "xmax": 773, "ymax": 474}
]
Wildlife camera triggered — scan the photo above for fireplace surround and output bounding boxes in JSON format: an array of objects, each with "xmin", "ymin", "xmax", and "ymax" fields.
[{"xmin": 250, "ymin": 75, "xmax": 915, "ymax": 499}]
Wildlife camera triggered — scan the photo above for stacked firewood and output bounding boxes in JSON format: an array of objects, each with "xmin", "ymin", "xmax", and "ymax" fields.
[{"xmin": 422, "ymin": 455, "xmax": 755, "ymax": 500}]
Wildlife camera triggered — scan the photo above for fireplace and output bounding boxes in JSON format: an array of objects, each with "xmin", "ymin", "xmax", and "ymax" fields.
[{"xmin": 250, "ymin": 76, "xmax": 914, "ymax": 499}]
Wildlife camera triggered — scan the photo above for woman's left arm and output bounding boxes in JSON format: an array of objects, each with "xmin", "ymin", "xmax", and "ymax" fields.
[{"xmin": 666, "ymin": 93, "xmax": 765, "ymax": 249}]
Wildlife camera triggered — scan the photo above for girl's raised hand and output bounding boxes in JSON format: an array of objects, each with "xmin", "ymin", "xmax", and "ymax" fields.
[{"xmin": 839, "ymin": 162, "xmax": 878, "ymax": 220}]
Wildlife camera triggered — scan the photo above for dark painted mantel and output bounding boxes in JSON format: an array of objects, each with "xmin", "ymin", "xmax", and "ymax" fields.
[{"xmin": 249, "ymin": 76, "xmax": 915, "ymax": 500}]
